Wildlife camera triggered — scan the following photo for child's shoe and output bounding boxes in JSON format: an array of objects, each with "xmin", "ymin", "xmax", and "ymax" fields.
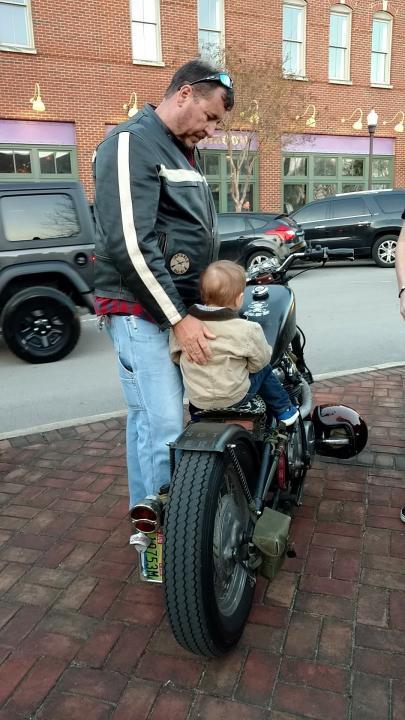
[
  {"xmin": 400, "ymin": 506, "xmax": 405, "ymax": 524},
  {"xmin": 277, "ymin": 405, "xmax": 299, "ymax": 427}
]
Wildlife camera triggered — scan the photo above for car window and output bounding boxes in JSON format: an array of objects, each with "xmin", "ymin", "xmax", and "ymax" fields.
[
  {"xmin": 1, "ymin": 193, "xmax": 80, "ymax": 242},
  {"xmin": 293, "ymin": 202, "xmax": 329, "ymax": 222},
  {"xmin": 330, "ymin": 197, "xmax": 369, "ymax": 219},
  {"xmin": 249, "ymin": 218, "xmax": 268, "ymax": 230},
  {"xmin": 374, "ymin": 193, "xmax": 405, "ymax": 214},
  {"xmin": 217, "ymin": 215, "xmax": 247, "ymax": 234}
]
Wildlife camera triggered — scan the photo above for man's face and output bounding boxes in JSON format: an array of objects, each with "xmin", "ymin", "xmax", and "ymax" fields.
[{"xmin": 176, "ymin": 85, "xmax": 227, "ymax": 147}]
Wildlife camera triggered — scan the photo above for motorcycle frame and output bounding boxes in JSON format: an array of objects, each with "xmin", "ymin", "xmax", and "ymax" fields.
[{"xmin": 169, "ymin": 416, "xmax": 304, "ymax": 516}]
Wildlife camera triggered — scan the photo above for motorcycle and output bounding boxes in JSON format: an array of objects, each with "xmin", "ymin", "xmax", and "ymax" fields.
[{"xmin": 130, "ymin": 246, "xmax": 368, "ymax": 657}]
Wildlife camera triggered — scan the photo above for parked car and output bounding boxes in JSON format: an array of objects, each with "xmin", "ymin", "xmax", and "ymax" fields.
[
  {"xmin": 0, "ymin": 181, "xmax": 95, "ymax": 363},
  {"xmin": 291, "ymin": 189, "xmax": 405, "ymax": 268},
  {"xmin": 217, "ymin": 211, "xmax": 306, "ymax": 269}
]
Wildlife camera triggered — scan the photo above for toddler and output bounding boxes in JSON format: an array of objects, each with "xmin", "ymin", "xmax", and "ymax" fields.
[{"xmin": 169, "ymin": 260, "xmax": 299, "ymax": 426}]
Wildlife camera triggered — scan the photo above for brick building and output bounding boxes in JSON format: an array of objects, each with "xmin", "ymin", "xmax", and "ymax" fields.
[{"xmin": 1, "ymin": 0, "xmax": 405, "ymax": 212}]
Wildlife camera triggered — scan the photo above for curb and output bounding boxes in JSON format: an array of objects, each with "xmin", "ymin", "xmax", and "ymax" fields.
[{"xmin": 1, "ymin": 361, "xmax": 404, "ymax": 446}]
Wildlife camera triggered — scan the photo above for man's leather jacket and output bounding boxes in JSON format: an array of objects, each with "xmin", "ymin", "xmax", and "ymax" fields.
[{"xmin": 93, "ymin": 104, "xmax": 219, "ymax": 329}]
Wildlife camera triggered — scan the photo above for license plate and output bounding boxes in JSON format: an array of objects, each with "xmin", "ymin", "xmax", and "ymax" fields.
[{"xmin": 139, "ymin": 530, "xmax": 163, "ymax": 583}]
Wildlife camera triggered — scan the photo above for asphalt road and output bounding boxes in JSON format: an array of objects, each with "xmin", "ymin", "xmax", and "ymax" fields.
[{"xmin": 0, "ymin": 262, "xmax": 404, "ymax": 436}]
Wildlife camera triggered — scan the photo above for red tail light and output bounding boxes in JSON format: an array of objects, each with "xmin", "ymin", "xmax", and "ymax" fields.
[
  {"xmin": 130, "ymin": 500, "xmax": 161, "ymax": 534},
  {"xmin": 132, "ymin": 506, "xmax": 157, "ymax": 522},
  {"xmin": 265, "ymin": 225, "xmax": 296, "ymax": 243},
  {"xmin": 133, "ymin": 519, "xmax": 157, "ymax": 534}
]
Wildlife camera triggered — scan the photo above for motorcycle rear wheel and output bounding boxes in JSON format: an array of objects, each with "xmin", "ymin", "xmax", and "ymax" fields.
[{"xmin": 164, "ymin": 446, "xmax": 257, "ymax": 656}]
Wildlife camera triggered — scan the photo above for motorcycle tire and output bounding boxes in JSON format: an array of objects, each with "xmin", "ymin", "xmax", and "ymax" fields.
[{"xmin": 164, "ymin": 445, "xmax": 257, "ymax": 657}]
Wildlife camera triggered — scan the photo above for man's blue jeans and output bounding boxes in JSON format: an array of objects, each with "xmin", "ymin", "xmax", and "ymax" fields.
[{"xmin": 106, "ymin": 315, "xmax": 184, "ymax": 509}]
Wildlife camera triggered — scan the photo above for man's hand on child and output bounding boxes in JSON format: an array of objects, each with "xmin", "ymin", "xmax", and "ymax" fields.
[{"xmin": 173, "ymin": 315, "xmax": 216, "ymax": 364}]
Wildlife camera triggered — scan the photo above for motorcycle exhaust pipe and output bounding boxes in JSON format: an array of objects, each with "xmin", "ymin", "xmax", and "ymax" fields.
[
  {"xmin": 130, "ymin": 495, "xmax": 163, "ymax": 534},
  {"xmin": 299, "ymin": 377, "xmax": 312, "ymax": 419}
]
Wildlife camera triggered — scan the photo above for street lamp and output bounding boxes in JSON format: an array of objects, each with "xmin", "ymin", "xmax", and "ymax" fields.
[{"xmin": 367, "ymin": 108, "xmax": 378, "ymax": 190}]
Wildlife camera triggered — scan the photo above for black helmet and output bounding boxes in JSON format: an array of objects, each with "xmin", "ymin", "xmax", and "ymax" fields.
[{"xmin": 312, "ymin": 404, "xmax": 368, "ymax": 459}]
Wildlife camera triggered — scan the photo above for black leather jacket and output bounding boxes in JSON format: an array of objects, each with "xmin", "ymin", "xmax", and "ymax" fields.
[{"xmin": 92, "ymin": 104, "xmax": 219, "ymax": 329}]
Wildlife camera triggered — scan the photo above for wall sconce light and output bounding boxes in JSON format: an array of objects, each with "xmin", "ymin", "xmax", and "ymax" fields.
[
  {"xmin": 29, "ymin": 83, "xmax": 45, "ymax": 113},
  {"xmin": 341, "ymin": 108, "xmax": 363, "ymax": 131},
  {"xmin": 123, "ymin": 92, "xmax": 138, "ymax": 118},
  {"xmin": 295, "ymin": 104, "xmax": 316, "ymax": 128},
  {"xmin": 383, "ymin": 111, "xmax": 404, "ymax": 133}
]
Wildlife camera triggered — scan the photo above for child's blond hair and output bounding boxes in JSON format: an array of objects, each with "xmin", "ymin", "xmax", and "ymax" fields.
[{"xmin": 200, "ymin": 260, "xmax": 246, "ymax": 307}]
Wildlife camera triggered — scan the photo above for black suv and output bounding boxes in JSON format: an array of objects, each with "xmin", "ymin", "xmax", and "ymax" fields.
[
  {"xmin": 217, "ymin": 212, "xmax": 306, "ymax": 269},
  {"xmin": 291, "ymin": 189, "xmax": 405, "ymax": 268},
  {"xmin": 0, "ymin": 181, "xmax": 95, "ymax": 363}
]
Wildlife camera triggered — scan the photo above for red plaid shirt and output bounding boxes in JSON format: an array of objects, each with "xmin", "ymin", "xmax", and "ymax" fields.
[{"xmin": 93, "ymin": 297, "xmax": 155, "ymax": 323}]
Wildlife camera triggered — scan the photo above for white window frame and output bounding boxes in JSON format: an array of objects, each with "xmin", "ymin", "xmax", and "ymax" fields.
[
  {"xmin": 282, "ymin": 0, "xmax": 307, "ymax": 79},
  {"xmin": 0, "ymin": 0, "xmax": 35, "ymax": 53},
  {"xmin": 370, "ymin": 11, "xmax": 393, "ymax": 87},
  {"xmin": 130, "ymin": 0, "xmax": 163, "ymax": 66},
  {"xmin": 198, "ymin": 0, "xmax": 224, "ymax": 60},
  {"xmin": 328, "ymin": 4, "xmax": 351, "ymax": 83}
]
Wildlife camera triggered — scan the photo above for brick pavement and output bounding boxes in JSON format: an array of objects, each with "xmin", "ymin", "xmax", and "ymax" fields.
[{"xmin": 0, "ymin": 366, "xmax": 404, "ymax": 719}]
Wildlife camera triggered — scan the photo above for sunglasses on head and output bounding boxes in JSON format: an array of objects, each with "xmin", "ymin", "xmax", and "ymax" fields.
[{"xmin": 187, "ymin": 72, "xmax": 233, "ymax": 90}]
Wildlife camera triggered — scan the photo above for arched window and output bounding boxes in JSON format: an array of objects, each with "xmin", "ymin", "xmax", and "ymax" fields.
[
  {"xmin": 329, "ymin": 4, "xmax": 352, "ymax": 82},
  {"xmin": 371, "ymin": 11, "xmax": 393, "ymax": 86},
  {"xmin": 282, "ymin": 0, "xmax": 307, "ymax": 78}
]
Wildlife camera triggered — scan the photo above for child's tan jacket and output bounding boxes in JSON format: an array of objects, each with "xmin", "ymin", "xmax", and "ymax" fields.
[{"xmin": 169, "ymin": 304, "xmax": 272, "ymax": 409}]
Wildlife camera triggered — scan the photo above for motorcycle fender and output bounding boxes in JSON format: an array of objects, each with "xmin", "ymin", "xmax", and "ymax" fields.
[{"xmin": 170, "ymin": 421, "xmax": 257, "ymax": 455}]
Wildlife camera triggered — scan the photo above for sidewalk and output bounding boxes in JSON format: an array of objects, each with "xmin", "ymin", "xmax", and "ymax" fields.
[{"xmin": 0, "ymin": 366, "xmax": 404, "ymax": 720}]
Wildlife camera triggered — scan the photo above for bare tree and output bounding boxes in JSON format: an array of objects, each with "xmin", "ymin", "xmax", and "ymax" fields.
[{"xmin": 201, "ymin": 45, "xmax": 310, "ymax": 212}]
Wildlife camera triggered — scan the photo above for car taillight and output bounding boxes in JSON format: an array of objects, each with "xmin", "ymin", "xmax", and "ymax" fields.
[{"xmin": 265, "ymin": 225, "xmax": 296, "ymax": 242}]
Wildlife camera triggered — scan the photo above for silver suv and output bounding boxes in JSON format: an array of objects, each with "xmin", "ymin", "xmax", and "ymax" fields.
[{"xmin": 0, "ymin": 181, "xmax": 95, "ymax": 363}]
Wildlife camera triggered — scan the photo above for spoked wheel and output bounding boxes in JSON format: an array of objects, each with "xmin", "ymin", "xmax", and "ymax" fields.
[
  {"xmin": 246, "ymin": 250, "xmax": 275, "ymax": 271},
  {"xmin": 164, "ymin": 444, "xmax": 258, "ymax": 656},
  {"xmin": 372, "ymin": 234, "xmax": 397, "ymax": 268}
]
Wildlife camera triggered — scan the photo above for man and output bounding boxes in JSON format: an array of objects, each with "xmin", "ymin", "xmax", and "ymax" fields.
[
  {"xmin": 92, "ymin": 59, "xmax": 234, "ymax": 512},
  {"xmin": 395, "ymin": 218, "xmax": 405, "ymax": 523}
]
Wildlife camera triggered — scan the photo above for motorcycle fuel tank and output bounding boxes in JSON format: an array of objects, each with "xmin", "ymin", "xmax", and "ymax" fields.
[{"xmin": 240, "ymin": 284, "xmax": 296, "ymax": 365}]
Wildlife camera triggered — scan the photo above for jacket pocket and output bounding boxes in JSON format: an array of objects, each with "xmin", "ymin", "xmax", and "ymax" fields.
[
  {"xmin": 157, "ymin": 232, "xmax": 168, "ymax": 257},
  {"xmin": 164, "ymin": 179, "xmax": 199, "ymax": 189}
]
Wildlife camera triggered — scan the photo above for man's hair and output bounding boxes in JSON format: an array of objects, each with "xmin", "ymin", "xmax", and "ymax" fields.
[
  {"xmin": 165, "ymin": 58, "xmax": 234, "ymax": 111},
  {"xmin": 200, "ymin": 260, "xmax": 246, "ymax": 307}
]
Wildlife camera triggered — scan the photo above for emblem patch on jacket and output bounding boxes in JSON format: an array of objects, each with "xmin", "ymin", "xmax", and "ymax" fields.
[{"xmin": 170, "ymin": 253, "xmax": 190, "ymax": 275}]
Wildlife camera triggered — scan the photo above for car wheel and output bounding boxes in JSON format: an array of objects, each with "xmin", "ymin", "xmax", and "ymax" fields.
[
  {"xmin": 372, "ymin": 235, "xmax": 397, "ymax": 268},
  {"xmin": 1, "ymin": 286, "xmax": 80, "ymax": 364},
  {"xmin": 246, "ymin": 250, "xmax": 276, "ymax": 271}
]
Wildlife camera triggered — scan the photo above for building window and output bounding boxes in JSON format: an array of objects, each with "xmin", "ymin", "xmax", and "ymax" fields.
[
  {"xmin": 371, "ymin": 11, "xmax": 392, "ymax": 86},
  {"xmin": 131, "ymin": 0, "xmax": 162, "ymax": 64},
  {"xmin": 329, "ymin": 4, "xmax": 351, "ymax": 82},
  {"xmin": 0, "ymin": 148, "xmax": 31, "ymax": 174},
  {"xmin": 0, "ymin": 146, "xmax": 77, "ymax": 181},
  {"xmin": 200, "ymin": 151, "xmax": 258, "ymax": 212},
  {"xmin": 198, "ymin": 0, "xmax": 223, "ymax": 59},
  {"xmin": 0, "ymin": 0, "xmax": 34, "ymax": 51},
  {"xmin": 282, "ymin": 0, "xmax": 306, "ymax": 78},
  {"xmin": 282, "ymin": 153, "xmax": 393, "ymax": 211}
]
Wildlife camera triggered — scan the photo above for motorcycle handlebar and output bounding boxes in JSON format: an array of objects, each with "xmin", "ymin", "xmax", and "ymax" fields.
[{"xmin": 246, "ymin": 245, "xmax": 355, "ymax": 281}]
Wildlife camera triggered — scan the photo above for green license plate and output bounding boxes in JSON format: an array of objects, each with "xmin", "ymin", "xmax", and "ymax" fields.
[{"xmin": 140, "ymin": 530, "xmax": 163, "ymax": 583}]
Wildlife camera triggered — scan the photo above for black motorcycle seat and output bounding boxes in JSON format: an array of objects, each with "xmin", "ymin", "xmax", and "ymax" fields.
[{"xmin": 192, "ymin": 395, "xmax": 266, "ymax": 418}]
